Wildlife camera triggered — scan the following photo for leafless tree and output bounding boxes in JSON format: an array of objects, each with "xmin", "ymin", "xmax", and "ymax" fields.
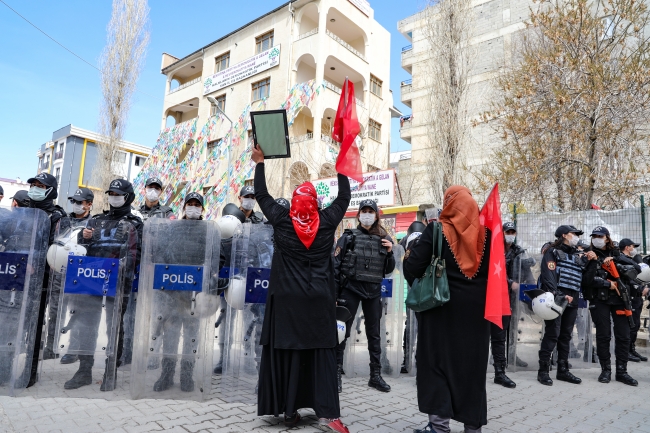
[{"xmin": 92, "ymin": 0, "xmax": 149, "ymax": 210}]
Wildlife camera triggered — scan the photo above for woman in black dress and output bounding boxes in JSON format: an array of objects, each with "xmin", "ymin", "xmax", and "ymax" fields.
[
  {"xmin": 404, "ymin": 185, "xmax": 491, "ymax": 433},
  {"xmin": 251, "ymin": 146, "xmax": 351, "ymax": 433}
]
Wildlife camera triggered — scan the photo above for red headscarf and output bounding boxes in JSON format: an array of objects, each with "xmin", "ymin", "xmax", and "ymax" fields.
[{"xmin": 290, "ymin": 182, "xmax": 320, "ymax": 249}]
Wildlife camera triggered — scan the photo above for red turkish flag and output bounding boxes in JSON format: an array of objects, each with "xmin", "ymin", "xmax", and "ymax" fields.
[
  {"xmin": 332, "ymin": 78, "xmax": 363, "ymax": 182},
  {"xmin": 479, "ymin": 183, "xmax": 511, "ymax": 328}
]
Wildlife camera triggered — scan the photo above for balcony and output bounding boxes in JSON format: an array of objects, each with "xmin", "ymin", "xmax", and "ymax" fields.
[
  {"xmin": 296, "ymin": 28, "xmax": 318, "ymax": 42},
  {"xmin": 400, "ymin": 116, "xmax": 413, "ymax": 143},
  {"xmin": 168, "ymin": 76, "xmax": 201, "ymax": 95},
  {"xmin": 326, "ymin": 29, "xmax": 366, "ymax": 62},
  {"xmin": 401, "ymin": 79, "xmax": 413, "ymax": 107},
  {"xmin": 290, "ymin": 133, "xmax": 314, "ymax": 144},
  {"xmin": 54, "ymin": 150, "xmax": 64, "ymax": 160},
  {"xmin": 402, "ymin": 45, "xmax": 414, "ymax": 73},
  {"xmin": 323, "ymin": 80, "xmax": 365, "ymax": 109}
]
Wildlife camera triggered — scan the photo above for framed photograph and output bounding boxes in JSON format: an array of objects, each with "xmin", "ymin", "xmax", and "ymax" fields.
[{"xmin": 250, "ymin": 110, "xmax": 291, "ymax": 159}]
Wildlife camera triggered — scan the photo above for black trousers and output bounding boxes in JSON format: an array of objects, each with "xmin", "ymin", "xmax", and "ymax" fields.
[
  {"xmin": 335, "ymin": 290, "xmax": 382, "ymax": 366},
  {"xmin": 630, "ymin": 297, "xmax": 643, "ymax": 350},
  {"xmin": 539, "ymin": 306, "xmax": 578, "ymax": 362},
  {"xmin": 591, "ymin": 301, "xmax": 630, "ymax": 363},
  {"xmin": 490, "ymin": 315, "xmax": 511, "ymax": 365}
]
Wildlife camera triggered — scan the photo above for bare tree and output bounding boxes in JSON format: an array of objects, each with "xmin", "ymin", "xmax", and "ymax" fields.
[
  {"xmin": 420, "ymin": 0, "xmax": 477, "ymax": 203},
  {"xmin": 92, "ymin": 0, "xmax": 149, "ymax": 210},
  {"xmin": 479, "ymin": 0, "xmax": 650, "ymax": 211}
]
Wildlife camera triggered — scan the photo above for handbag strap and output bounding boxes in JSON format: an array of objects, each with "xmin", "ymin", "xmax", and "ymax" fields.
[{"xmin": 434, "ymin": 222, "xmax": 443, "ymax": 259}]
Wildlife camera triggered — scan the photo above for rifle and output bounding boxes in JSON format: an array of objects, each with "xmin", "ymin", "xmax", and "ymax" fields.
[{"xmin": 601, "ymin": 260, "xmax": 635, "ymax": 328}]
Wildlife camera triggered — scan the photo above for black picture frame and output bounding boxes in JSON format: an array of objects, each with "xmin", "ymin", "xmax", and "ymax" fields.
[{"xmin": 250, "ymin": 109, "xmax": 291, "ymax": 159}]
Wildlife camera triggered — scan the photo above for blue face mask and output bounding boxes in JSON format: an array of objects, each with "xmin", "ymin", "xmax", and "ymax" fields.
[{"xmin": 28, "ymin": 186, "xmax": 48, "ymax": 202}]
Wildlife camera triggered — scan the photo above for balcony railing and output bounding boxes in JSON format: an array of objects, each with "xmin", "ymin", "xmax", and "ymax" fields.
[
  {"xmin": 402, "ymin": 45, "xmax": 413, "ymax": 52},
  {"xmin": 168, "ymin": 76, "xmax": 201, "ymax": 95},
  {"xmin": 401, "ymin": 79, "xmax": 412, "ymax": 86},
  {"xmin": 40, "ymin": 160, "xmax": 50, "ymax": 169},
  {"xmin": 326, "ymin": 29, "xmax": 367, "ymax": 62},
  {"xmin": 54, "ymin": 151, "xmax": 64, "ymax": 160},
  {"xmin": 401, "ymin": 84, "xmax": 413, "ymax": 97},
  {"xmin": 296, "ymin": 28, "xmax": 318, "ymax": 41},
  {"xmin": 323, "ymin": 80, "xmax": 365, "ymax": 109},
  {"xmin": 321, "ymin": 134, "xmax": 339, "ymax": 147},
  {"xmin": 290, "ymin": 133, "xmax": 314, "ymax": 144}
]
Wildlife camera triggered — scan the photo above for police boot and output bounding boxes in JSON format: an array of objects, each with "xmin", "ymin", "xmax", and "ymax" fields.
[
  {"xmin": 213, "ymin": 347, "xmax": 224, "ymax": 374},
  {"xmin": 60, "ymin": 354, "xmax": 78, "ymax": 365},
  {"xmin": 615, "ymin": 360, "xmax": 638, "ymax": 386},
  {"xmin": 628, "ymin": 351, "xmax": 641, "ymax": 362},
  {"xmin": 630, "ymin": 343, "xmax": 647, "ymax": 362},
  {"xmin": 598, "ymin": 359, "xmax": 611, "ymax": 383},
  {"xmin": 337, "ymin": 364, "xmax": 343, "ymax": 393},
  {"xmin": 515, "ymin": 356, "xmax": 528, "ymax": 368},
  {"xmin": 180, "ymin": 359, "xmax": 195, "ymax": 392},
  {"xmin": 368, "ymin": 363, "xmax": 391, "ymax": 392},
  {"xmin": 537, "ymin": 360, "xmax": 553, "ymax": 386},
  {"xmin": 556, "ymin": 360, "xmax": 581, "ymax": 384},
  {"xmin": 153, "ymin": 358, "xmax": 176, "ymax": 392},
  {"xmin": 494, "ymin": 362, "xmax": 516, "ymax": 388},
  {"xmin": 64, "ymin": 355, "xmax": 94, "ymax": 390}
]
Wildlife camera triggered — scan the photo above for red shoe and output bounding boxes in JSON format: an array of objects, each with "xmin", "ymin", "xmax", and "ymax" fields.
[{"xmin": 318, "ymin": 418, "xmax": 350, "ymax": 433}]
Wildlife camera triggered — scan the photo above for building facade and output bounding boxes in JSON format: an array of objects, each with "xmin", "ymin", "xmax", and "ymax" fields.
[
  {"xmin": 36, "ymin": 124, "xmax": 151, "ymax": 212},
  {"xmin": 152, "ymin": 0, "xmax": 398, "ymax": 214},
  {"xmin": 0, "ymin": 177, "xmax": 30, "ymax": 207},
  {"xmin": 397, "ymin": 0, "xmax": 534, "ymax": 203}
]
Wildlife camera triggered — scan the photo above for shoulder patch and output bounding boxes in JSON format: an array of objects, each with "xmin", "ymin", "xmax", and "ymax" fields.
[
  {"xmin": 334, "ymin": 246, "xmax": 341, "ymax": 256},
  {"xmin": 405, "ymin": 249, "xmax": 411, "ymax": 260},
  {"xmin": 548, "ymin": 261, "xmax": 556, "ymax": 271}
]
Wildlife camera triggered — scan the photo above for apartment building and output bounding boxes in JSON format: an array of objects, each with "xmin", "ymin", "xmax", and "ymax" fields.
[
  {"xmin": 156, "ymin": 0, "xmax": 400, "ymax": 207},
  {"xmin": 36, "ymin": 124, "xmax": 151, "ymax": 212},
  {"xmin": 397, "ymin": 0, "xmax": 535, "ymax": 203}
]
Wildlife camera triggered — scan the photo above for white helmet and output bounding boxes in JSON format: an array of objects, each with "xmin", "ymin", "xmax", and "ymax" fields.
[
  {"xmin": 406, "ymin": 232, "xmax": 422, "ymax": 248},
  {"xmin": 637, "ymin": 263, "xmax": 650, "ymax": 282},
  {"xmin": 217, "ymin": 215, "xmax": 243, "ymax": 239},
  {"xmin": 531, "ymin": 291, "xmax": 567, "ymax": 320},
  {"xmin": 336, "ymin": 306, "xmax": 352, "ymax": 344},
  {"xmin": 46, "ymin": 229, "xmax": 87, "ymax": 273},
  {"xmin": 225, "ymin": 277, "xmax": 246, "ymax": 310},
  {"xmin": 194, "ymin": 292, "xmax": 220, "ymax": 318}
]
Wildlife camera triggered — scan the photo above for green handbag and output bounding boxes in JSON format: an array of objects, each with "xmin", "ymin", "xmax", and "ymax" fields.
[{"xmin": 405, "ymin": 222, "xmax": 450, "ymax": 312}]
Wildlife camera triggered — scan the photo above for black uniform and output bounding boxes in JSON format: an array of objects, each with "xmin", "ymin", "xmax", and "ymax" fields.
[
  {"xmin": 333, "ymin": 227, "xmax": 395, "ymax": 368},
  {"xmin": 139, "ymin": 203, "xmax": 174, "ymax": 221},
  {"xmin": 620, "ymin": 253, "xmax": 647, "ymax": 359}
]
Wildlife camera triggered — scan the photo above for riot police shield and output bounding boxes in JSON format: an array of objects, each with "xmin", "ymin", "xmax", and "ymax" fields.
[
  {"xmin": 37, "ymin": 217, "xmax": 137, "ymax": 398},
  {"xmin": 131, "ymin": 219, "xmax": 220, "ymax": 401},
  {"xmin": 0, "ymin": 208, "xmax": 48, "ymax": 396},
  {"xmin": 220, "ymin": 223, "xmax": 273, "ymax": 404},
  {"xmin": 343, "ymin": 245, "xmax": 405, "ymax": 379}
]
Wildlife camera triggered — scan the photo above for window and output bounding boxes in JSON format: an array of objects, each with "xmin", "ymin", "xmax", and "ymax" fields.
[
  {"xmin": 113, "ymin": 151, "xmax": 127, "ymax": 163},
  {"xmin": 134, "ymin": 156, "xmax": 146, "ymax": 167},
  {"xmin": 256, "ymin": 31, "xmax": 274, "ymax": 54},
  {"xmin": 54, "ymin": 167, "xmax": 60, "ymax": 183},
  {"xmin": 252, "ymin": 78, "xmax": 271, "ymax": 101},
  {"xmin": 369, "ymin": 119, "xmax": 381, "ymax": 142},
  {"xmin": 211, "ymin": 94, "xmax": 226, "ymax": 116},
  {"xmin": 370, "ymin": 75, "xmax": 383, "ymax": 97},
  {"xmin": 215, "ymin": 52, "xmax": 230, "ymax": 72},
  {"xmin": 203, "ymin": 186, "xmax": 212, "ymax": 195},
  {"xmin": 207, "ymin": 139, "xmax": 222, "ymax": 154},
  {"xmin": 244, "ymin": 179, "xmax": 254, "ymax": 187},
  {"xmin": 247, "ymin": 130, "xmax": 253, "ymax": 145}
]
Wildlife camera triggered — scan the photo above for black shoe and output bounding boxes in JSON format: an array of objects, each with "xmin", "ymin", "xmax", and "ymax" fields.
[
  {"xmin": 556, "ymin": 360, "xmax": 581, "ymax": 384},
  {"xmin": 42, "ymin": 347, "xmax": 58, "ymax": 360},
  {"xmin": 337, "ymin": 363, "xmax": 343, "ymax": 394},
  {"xmin": 64, "ymin": 369, "xmax": 92, "ymax": 390},
  {"xmin": 515, "ymin": 356, "xmax": 528, "ymax": 368},
  {"xmin": 60, "ymin": 354, "xmax": 78, "ymax": 365},
  {"xmin": 615, "ymin": 361, "xmax": 638, "ymax": 386},
  {"xmin": 413, "ymin": 422, "xmax": 436, "ymax": 433},
  {"xmin": 628, "ymin": 352, "xmax": 641, "ymax": 363},
  {"xmin": 400, "ymin": 365, "xmax": 409, "ymax": 374},
  {"xmin": 494, "ymin": 363, "xmax": 516, "ymax": 389},
  {"xmin": 537, "ymin": 360, "xmax": 553, "ymax": 386},
  {"xmin": 284, "ymin": 412, "xmax": 301, "ymax": 428},
  {"xmin": 368, "ymin": 363, "xmax": 391, "ymax": 392},
  {"xmin": 631, "ymin": 348, "xmax": 648, "ymax": 362},
  {"xmin": 153, "ymin": 358, "xmax": 176, "ymax": 392},
  {"xmin": 180, "ymin": 360, "xmax": 194, "ymax": 392},
  {"xmin": 598, "ymin": 359, "xmax": 611, "ymax": 383}
]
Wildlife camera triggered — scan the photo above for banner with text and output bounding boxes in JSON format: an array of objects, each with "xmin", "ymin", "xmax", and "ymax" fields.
[
  {"xmin": 203, "ymin": 46, "xmax": 281, "ymax": 95},
  {"xmin": 312, "ymin": 169, "xmax": 396, "ymax": 209}
]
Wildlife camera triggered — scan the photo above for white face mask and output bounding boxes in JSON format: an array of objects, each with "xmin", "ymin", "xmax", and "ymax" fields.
[
  {"xmin": 592, "ymin": 238, "xmax": 606, "ymax": 249},
  {"xmin": 145, "ymin": 188, "xmax": 160, "ymax": 202},
  {"xmin": 72, "ymin": 203, "xmax": 86, "ymax": 215},
  {"xmin": 185, "ymin": 207, "xmax": 202, "ymax": 219},
  {"xmin": 359, "ymin": 213, "xmax": 376, "ymax": 227},
  {"xmin": 504, "ymin": 235, "xmax": 516, "ymax": 244},
  {"xmin": 108, "ymin": 195, "xmax": 126, "ymax": 208},
  {"xmin": 566, "ymin": 234, "xmax": 580, "ymax": 247},
  {"xmin": 630, "ymin": 248, "xmax": 638, "ymax": 256},
  {"xmin": 241, "ymin": 198, "xmax": 255, "ymax": 210}
]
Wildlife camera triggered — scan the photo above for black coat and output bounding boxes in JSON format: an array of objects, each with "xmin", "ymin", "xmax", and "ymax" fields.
[
  {"xmin": 404, "ymin": 223, "xmax": 491, "ymax": 428},
  {"xmin": 254, "ymin": 163, "xmax": 351, "ymax": 350}
]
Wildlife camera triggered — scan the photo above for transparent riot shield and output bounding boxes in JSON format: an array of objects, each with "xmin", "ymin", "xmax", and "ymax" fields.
[
  {"xmin": 404, "ymin": 308, "xmax": 418, "ymax": 377},
  {"xmin": 221, "ymin": 223, "xmax": 273, "ymax": 404},
  {"xmin": 131, "ymin": 219, "xmax": 220, "ymax": 401},
  {"xmin": 564, "ymin": 294, "xmax": 593, "ymax": 367},
  {"xmin": 37, "ymin": 217, "xmax": 137, "ymax": 398},
  {"xmin": 343, "ymin": 245, "xmax": 405, "ymax": 379},
  {"xmin": 0, "ymin": 208, "xmax": 48, "ymax": 396}
]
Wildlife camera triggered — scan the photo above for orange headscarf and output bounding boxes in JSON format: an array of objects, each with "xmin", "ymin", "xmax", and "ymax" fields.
[{"xmin": 438, "ymin": 185, "xmax": 487, "ymax": 278}]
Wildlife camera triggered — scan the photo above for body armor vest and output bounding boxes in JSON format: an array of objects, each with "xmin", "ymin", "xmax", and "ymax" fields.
[
  {"xmin": 554, "ymin": 249, "xmax": 582, "ymax": 292},
  {"xmin": 341, "ymin": 229, "xmax": 386, "ymax": 284}
]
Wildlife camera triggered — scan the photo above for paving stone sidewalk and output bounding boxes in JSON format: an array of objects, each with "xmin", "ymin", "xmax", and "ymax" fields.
[{"xmin": 1, "ymin": 363, "xmax": 650, "ymax": 433}]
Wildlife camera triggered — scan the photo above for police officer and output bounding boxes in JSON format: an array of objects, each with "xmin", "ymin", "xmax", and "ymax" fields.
[
  {"xmin": 68, "ymin": 188, "xmax": 94, "ymax": 222},
  {"xmin": 24, "ymin": 173, "xmax": 67, "ymax": 387},
  {"xmin": 213, "ymin": 203, "xmax": 246, "ymax": 374},
  {"xmin": 537, "ymin": 225, "xmax": 593, "ymax": 386},
  {"xmin": 618, "ymin": 238, "xmax": 648, "ymax": 362},
  {"xmin": 238, "ymin": 186, "xmax": 263, "ymax": 224},
  {"xmin": 0, "ymin": 185, "xmax": 3, "ymax": 204},
  {"xmin": 334, "ymin": 199, "xmax": 395, "ymax": 393},
  {"xmin": 64, "ymin": 178, "xmax": 142, "ymax": 391},
  {"xmin": 583, "ymin": 227, "xmax": 638, "ymax": 386},
  {"xmin": 10, "ymin": 191, "xmax": 30, "ymax": 208},
  {"xmin": 139, "ymin": 177, "xmax": 175, "ymax": 221}
]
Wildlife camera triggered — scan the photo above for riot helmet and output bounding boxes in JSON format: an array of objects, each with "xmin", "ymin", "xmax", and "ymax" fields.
[
  {"xmin": 407, "ymin": 221, "xmax": 426, "ymax": 236},
  {"xmin": 527, "ymin": 289, "xmax": 568, "ymax": 320},
  {"xmin": 222, "ymin": 202, "xmax": 246, "ymax": 223}
]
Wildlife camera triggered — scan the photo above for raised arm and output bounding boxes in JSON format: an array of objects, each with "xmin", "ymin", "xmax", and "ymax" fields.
[
  {"xmin": 252, "ymin": 146, "xmax": 287, "ymax": 225},
  {"xmin": 322, "ymin": 174, "xmax": 351, "ymax": 224}
]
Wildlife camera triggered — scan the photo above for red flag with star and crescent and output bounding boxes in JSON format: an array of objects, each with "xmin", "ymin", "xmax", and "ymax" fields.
[
  {"xmin": 332, "ymin": 78, "xmax": 363, "ymax": 182},
  {"xmin": 479, "ymin": 183, "xmax": 511, "ymax": 328}
]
